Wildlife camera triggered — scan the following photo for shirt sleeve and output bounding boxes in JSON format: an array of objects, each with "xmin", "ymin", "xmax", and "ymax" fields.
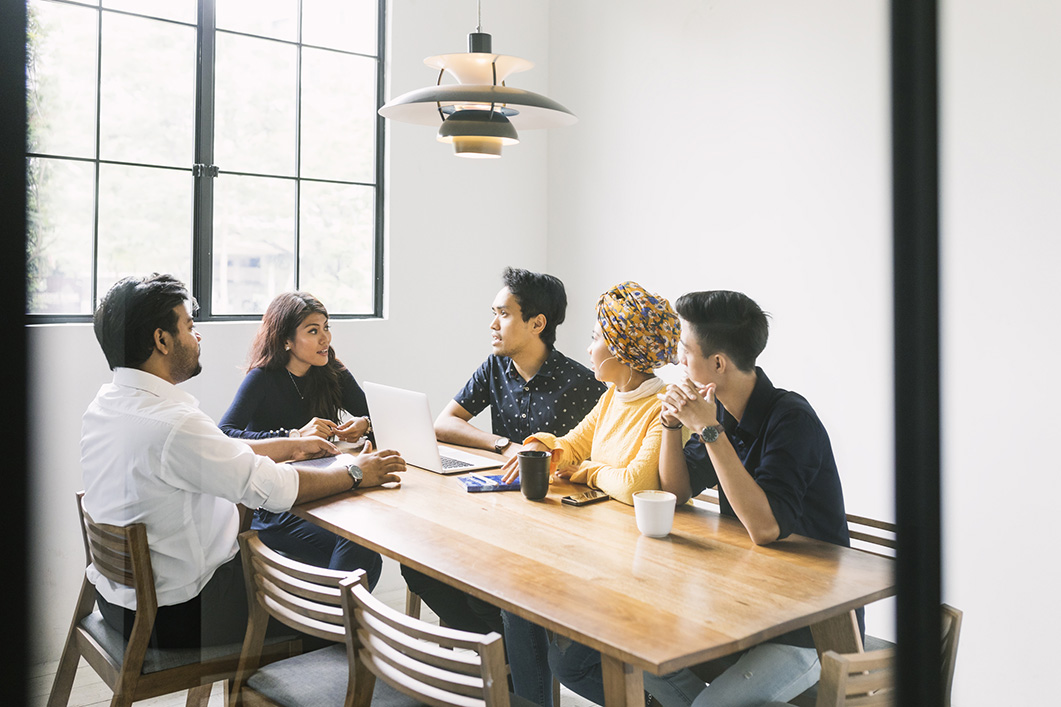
[
  {"xmin": 753, "ymin": 408, "xmax": 826, "ymax": 541},
  {"xmin": 162, "ymin": 408, "xmax": 300, "ymax": 512},
  {"xmin": 574, "ymin": 417, "xmax": 664, "ymax": 505},
  {"xmin": 454, "ymin": 359, "xmax": 494, "ymax": 417},
  {"xmin": 683, "ymin": 436, "xmax": 719, "ymax": 496},
  {"xmin": 525, "ymin": 393, "xmax": 603, "ymax": 470},
  {"xmin": 218, "ymin": 369, "xmax": 276, "ymax": 440}
]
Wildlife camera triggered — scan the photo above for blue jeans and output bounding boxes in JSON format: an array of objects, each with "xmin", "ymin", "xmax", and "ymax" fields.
[
  {"xmin": 548, "ymin": 635, "xmax": 609, "ymax": 706},
  {"xmin": 253, "ymin": 510, "xmax": 382, "ymax": 588},
  {"xmin": 550, "ymin": 637, "xmax": 818, "ymax": 707},
  {"xmin": 503, "ymin": 611, "xmax": 553, "ymax": 707},
  {"xmin": 643, "ymin": 643, "xmax": 820, "ymax": 707}
]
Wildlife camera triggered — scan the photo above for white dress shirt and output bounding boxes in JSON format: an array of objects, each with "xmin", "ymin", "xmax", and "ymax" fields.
[{"xmin": 81, "ymin": 367, "xmax": 300, "ymax": 609}]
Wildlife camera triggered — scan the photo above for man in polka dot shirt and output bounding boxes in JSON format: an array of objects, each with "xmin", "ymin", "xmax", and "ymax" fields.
[
  {"xmin": 401, "ymin": 267, "xmax": 604, "ymax": 666},
  {"xmin": 434, "ymin": 266, "xmax": 605, "ymax": 457}
]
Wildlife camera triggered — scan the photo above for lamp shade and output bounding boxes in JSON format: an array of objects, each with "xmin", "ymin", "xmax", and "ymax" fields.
[
  {"xmin": 378, "ymin": 29, "xmax": 576, "ymax": 157},
  {"xmin": 437, "ymin": 109, "xmax": 519, "ymax": 158},
  {"xmin": 379, "ymin": 84, "xmax": 577, "ymax": 130}
]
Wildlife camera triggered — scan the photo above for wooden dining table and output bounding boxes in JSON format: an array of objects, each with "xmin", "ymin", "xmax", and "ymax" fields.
[{"xmin": 295, "ymin": 455, "xmax": 895, "ymax": 707}]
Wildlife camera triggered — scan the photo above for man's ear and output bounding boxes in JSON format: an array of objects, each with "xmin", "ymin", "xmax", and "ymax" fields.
[
  {"xmin": 531, "ymin": 314, "xmax": 546, "ymax": 333},
  {"xmin": 713, "ymin": 353, "xmax": 727, "ymax": 373},
  {"xmin": 153, "ymin": 328, "xmax": 171, "ymax": 355}
]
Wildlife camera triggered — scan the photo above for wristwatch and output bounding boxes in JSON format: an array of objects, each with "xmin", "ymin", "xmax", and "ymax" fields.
[
  {"xmin": 699, "ymin": 424, "xmax": 725, "ymax": 443},
  {"xmin": 345, "ymin": 462, "xmax": 364, "ymax": 489},
  {"xmin": 493, "ymin": 436, "xmax": 511, "ymax": 454}
]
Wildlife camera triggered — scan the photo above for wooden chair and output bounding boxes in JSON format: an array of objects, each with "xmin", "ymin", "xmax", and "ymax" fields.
[
  {"xmin": 231, "ymin": 530, "xmax": 420, "ymax": 707},
  {"xmin": 810, "ymin": 603, "xmax": 962, "ymax": 707},
  {"xmin": 343, "ymin": 568, "xmax": 538, "ymax": 707},
  {"xmin": 48, "ymin": 493, "xmax": 297, "ymax": 707}
]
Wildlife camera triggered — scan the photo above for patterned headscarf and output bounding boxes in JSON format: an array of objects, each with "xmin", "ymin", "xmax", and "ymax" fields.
[{"xmin": 596, "ymin": 281, "xmax": 680, "ymax": 373}]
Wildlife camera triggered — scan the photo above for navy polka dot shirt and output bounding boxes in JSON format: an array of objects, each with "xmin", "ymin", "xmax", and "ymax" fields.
[{"xmin": 455, "ymin": 349, "xmax": 606, "ymax": 440}]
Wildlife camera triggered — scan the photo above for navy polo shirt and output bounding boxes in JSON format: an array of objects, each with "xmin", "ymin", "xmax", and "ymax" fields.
[
  {"xmin": 454, "ymin": 349, "xmax": 605, "ymax": 440},
  {"xmin": 684, "ymin": 367, "xmax": 860, "ymax": 647}
]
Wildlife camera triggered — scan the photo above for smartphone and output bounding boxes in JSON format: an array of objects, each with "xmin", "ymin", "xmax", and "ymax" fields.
[{"xmin": 561, "ymin": 489, "xmax": 611, "ymax": 506}]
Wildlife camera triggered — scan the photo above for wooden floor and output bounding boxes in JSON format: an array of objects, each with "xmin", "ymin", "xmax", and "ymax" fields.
[{"xmin": 30, "ymin": 585, "xmax": 596, "ymax": 707}]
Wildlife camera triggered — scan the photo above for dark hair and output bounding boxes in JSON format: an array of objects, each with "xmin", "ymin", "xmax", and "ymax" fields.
[
  {"xmin": 674, "ymin": 290, "xmax": 769, "ymax": 373},
  {"xmin": 247, "ymin": 291, "xmax": 348, "ymax": 421},
  {"xmin": 501, "ymin": 266, "xmax": 567, "ymax": 349},
  {"xmin": 93, "ymin": 274, "xmax": 194, "ymax": 370}
]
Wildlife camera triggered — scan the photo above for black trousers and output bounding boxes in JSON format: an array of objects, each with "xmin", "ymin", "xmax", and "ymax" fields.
[
  {"xmin": 96, "ymin": 552, "xmax": 315, "ymax": 650},
  {"xmin": 400, "ymin": 564, "xmax": 504, "ymax": 635}
]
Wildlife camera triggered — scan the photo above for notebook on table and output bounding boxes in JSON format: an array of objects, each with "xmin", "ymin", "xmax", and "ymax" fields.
[{"xmin": 362, "ymin": 381, "xmax": 504, "ymax": 475}]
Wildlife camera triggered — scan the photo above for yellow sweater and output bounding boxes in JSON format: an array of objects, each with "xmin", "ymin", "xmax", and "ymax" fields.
[{"xmin": 525, "ymin": 377, "xmax": 672, "ymax": 505}]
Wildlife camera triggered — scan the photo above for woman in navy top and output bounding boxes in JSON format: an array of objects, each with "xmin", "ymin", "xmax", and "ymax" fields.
[{"xmin": 219, "ymin": 291, "xmax": 381, "ymax": 586}]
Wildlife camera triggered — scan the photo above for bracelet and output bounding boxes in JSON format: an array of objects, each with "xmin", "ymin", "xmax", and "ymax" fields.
[{"xmin": 660, "ymin": 417, "xmax": 683, "ymax": 430}]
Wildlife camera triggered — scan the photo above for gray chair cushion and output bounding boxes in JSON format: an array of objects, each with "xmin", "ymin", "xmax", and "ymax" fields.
[
  {"xmin": 246, "ymin": 643, "xmax": 533, "ymax": 707},
  {"xmin": 80, "ymin": 610, "xmax": 293, "ymax": 675}
]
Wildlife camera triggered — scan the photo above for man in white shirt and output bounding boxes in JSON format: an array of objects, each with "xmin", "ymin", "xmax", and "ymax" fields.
[{"xmin": 82, "ymin": 274, "xmax": 406, "ymax": 648}]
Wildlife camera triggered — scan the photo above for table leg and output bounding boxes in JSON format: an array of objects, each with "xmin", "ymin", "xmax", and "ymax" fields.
[
  {"xmin": 601, "ymin": 654, "xmax": 643, "ymax": 707},
  {"xmin": 809, "ymin": 609, "xmax": 864, "ymax": 660}
]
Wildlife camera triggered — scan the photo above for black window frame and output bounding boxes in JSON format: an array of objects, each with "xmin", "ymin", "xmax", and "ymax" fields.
[{"xmin": 26, "ymin": 0, "xmax": 387, "ymax": 324}]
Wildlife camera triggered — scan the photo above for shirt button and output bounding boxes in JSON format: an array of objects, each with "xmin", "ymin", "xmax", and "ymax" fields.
[
  {"xmin": 524, "ymin": 386, "xmax": 529, "ymax": 392},
  {"xmin": 521, "ymin": 413, "xmax": 527, "ymax": 418}
]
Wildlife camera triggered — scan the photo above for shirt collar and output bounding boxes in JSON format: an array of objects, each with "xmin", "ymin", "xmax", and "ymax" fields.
[
  {"xmin": 734, "ymin": 366, "xmax": 776, "ymax": 439},
  {"xmin": 112, "ymin": 367, "xmax": 200, "ymax": 408},
  {"xmin": 504, "ymin": 348, "xmax": 562, "ymax": 382}
]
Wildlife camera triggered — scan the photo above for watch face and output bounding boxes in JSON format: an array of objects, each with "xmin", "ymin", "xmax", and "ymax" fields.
[{"xmin": 701, "ymin": 425, "xmax": 721, "ymax": 443}]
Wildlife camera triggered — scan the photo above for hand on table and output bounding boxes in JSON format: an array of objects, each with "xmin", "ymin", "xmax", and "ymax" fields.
[
  {"xmin": 355, "ymin": 441, "xmax": 406, "ymax": 487},
  {"xmin": 500, "ymin": 440, "xmax": 554, "ymax": 483},
  {"xmin": 289, "ymin": 436, "xmax": 340, "ymax": 460}
]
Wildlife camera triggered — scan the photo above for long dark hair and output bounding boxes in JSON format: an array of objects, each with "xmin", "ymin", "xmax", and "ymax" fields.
[{"xmin": 247, "ymin": 292, "xmax": 347, "ymax": 421}]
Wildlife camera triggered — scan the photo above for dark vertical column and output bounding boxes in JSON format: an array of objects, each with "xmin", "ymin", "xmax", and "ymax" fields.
[
  {"xmin": 891, "ymin": 1, "xmax": 942, "ymax": 705},
  {"xmin": 0, "ymin": 0, "xmax": 29, "ymax": 701}
]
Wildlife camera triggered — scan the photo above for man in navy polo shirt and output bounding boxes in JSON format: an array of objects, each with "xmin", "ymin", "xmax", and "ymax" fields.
[
  {"xmin": 433, "ymin": 266, "xmax": 604, "ymax": 458},
  {"xmin": 638, "ymin": 289, "xmax": 855, "ymax": 707},
  {"xmin": 402, "ymin": 267, "xmax": 603, "ymax": 706}
]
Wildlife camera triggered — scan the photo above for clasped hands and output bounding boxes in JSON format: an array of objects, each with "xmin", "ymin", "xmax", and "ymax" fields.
[
  {"xmin": 295, "ymin": 415, "xmax": 371, "ymax": 443},
  {"xmin": 659, "ymin": 378, "xmax": 719, "ymax": 432}
]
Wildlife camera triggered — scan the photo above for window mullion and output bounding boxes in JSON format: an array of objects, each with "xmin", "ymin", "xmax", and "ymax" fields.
[{"xmin": 192, "ymin": 0, "xmax": 217, "ymax": 315}]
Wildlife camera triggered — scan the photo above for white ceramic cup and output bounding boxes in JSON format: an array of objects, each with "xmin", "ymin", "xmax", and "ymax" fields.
[{"xmin": 633, "ymin": 490, "xmax": 677, "ymax": 538}]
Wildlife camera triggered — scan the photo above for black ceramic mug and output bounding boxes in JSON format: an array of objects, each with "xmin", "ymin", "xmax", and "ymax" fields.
[{"xmin": 518, "ymin": 450, "xmax": 550, "ymax": 500}]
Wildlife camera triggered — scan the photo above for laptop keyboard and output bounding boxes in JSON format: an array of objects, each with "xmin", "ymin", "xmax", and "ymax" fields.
[{"xmin": 440, "ymin": 456, "xmax": 473, "ymax": 470}]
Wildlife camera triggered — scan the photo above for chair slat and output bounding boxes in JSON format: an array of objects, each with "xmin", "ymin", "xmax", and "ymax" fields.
[
  {"xmin": 259, "ymin": 589, "xmax": 346, "ymax": 643},
  {"xmin": 257, "ymin": 574, "xmax": 345, "ymax": 624},
  {"xmin": 357, "ymin": 608, "xmax": 481, "ymax": 676},
  {"xmin": 361, "ymin": 651, "xmax": 489, "ymax": 707},
  {"xmin": 249, "ymin": 541, "xmax": 349, "ymax": 586},
  {"xmin": 361, "ymin": 629, "xmax": 485, "ymax": 698},
  {"xmin": 353, "ymin": 583, "xmax": 494, "ymax": 652}
]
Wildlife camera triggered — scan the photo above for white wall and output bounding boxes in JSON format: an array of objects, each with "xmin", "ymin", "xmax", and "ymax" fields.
[
  {"xmin": 29, "ymin": 1, "xmax": 1061, "ymax": 704},
  {"xmin": 545, "ymin": 1, "xmax": 1061, "ymax": 705}
]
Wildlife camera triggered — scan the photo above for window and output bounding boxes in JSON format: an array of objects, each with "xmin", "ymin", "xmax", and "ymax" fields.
[{"xmin": 26, "ymin": 0, "xmax": 385, "ymax": 320}]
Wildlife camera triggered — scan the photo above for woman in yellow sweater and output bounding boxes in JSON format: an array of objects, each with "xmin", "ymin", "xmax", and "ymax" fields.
[
  {"xmin": 498, "ymin": 281, "xmax": 680, "ymax": 707},
  {"xmin": 502, "ymin": 280, "xmax": 681, "ymax": 504}
]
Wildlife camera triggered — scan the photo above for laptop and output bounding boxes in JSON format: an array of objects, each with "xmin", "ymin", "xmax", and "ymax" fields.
[{"xmin": 362, "ymin": 381, "xmax": 504, "ymax": 474}]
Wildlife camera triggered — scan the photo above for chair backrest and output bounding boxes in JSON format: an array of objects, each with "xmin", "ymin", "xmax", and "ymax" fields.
[
  {"xmin": 238, "ymin": 529, "xmax": 351, "ymax": 642},
  {"xmin": 76, "ymin": 492, "xmax": 159, "ymax": 641},
  {"xmin": 815, "ymin": 603, "xmax": 963, "ymax": 707},
  {"xmin": 342, "ymin": 572, "xmax": 511, "ymax": 707}
]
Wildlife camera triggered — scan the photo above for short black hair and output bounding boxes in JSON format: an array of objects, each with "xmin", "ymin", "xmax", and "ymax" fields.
[
  {"xmin": 675, "ymin": 290, "xmax": 769, "ymax": 373},
  {"xmin": 501, "ymin": 267, "xmax": 568, "ymax": 349},
  {"xmin": 93, "ymin": 274, "xmax": 195, "ymax": 370}
]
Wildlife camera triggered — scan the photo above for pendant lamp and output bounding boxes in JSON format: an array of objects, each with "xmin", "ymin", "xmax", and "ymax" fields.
[{"xmin": 378, "ymin": 3, "xmax": 577, "ymax": 159}]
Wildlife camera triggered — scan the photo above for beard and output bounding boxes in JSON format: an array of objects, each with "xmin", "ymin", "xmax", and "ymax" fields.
[{"xmin": 172, "ymin": 338, "xmax": 202, "ymax": 383}]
